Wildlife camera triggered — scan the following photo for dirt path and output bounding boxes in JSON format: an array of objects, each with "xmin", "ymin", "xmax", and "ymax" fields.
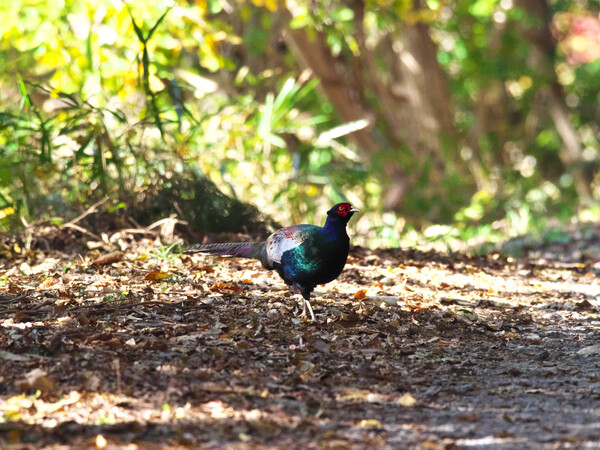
[{"xmin": 1, "ymin": 240, "xmax": 599, "ymax": 448}]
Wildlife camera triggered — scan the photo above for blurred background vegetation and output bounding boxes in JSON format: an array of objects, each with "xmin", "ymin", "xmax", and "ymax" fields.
[{"xmin": 1, "ymin": 0, "xmax": 599, "ymax": 249}]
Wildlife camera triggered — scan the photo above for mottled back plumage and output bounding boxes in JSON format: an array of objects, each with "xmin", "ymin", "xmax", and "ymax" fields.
[{"xmin": 184, "ymin": 203, "xmax": 359, "ymax": 320}]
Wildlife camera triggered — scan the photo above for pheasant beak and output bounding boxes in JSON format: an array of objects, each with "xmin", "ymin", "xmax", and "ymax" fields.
[{"xmin": 349, "ymin": 207, "xmax": 360, "ymax": 213}]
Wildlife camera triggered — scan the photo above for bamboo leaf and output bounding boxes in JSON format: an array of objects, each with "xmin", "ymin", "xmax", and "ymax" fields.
[
  {"xmin": 129, "ymin": 12, "xmax": 146, "ymax": 43},
  {"xmin": 17, "ymin": 74, "xmax": 30, "ymax": 111},
  {"xmin": 147, "ymin": 7, "xmax": 172, "ymax": 41},
  {"xmin": 258, "ymin": 93, "xmax": 274, "ymax": 139},
  {"xmin": 316, "ymin": 119, "xmax": 370, "ymax": 144}
]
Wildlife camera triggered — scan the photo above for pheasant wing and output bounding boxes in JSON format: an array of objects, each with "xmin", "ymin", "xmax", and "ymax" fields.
[{"xmin": 266, "ymin": 225, "xmax": 319, "ymax": 264}]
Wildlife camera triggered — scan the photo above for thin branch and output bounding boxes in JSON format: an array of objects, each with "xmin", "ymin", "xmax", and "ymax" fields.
[
  {"xmin": 60, "ymin": 223, "xmax": 103, "ymax": 241},
  {"xmin": 62, "ymin": 197, "xmax": 109, "ymax": 227}
]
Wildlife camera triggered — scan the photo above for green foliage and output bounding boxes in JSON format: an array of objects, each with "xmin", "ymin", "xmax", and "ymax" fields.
[{"xmin": 150, "ymin": 243, "xmax": 182, "ymax": 264}]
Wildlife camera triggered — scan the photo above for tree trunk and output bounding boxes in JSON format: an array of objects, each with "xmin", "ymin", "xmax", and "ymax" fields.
[
  {"xmin": 281, "ymin": 7, "xmax": 379, "ymax": 153},
  {"xmin": 281, "ymin": 2, "xmax": 463, "ymax": 211},
  {"xmin": 517, "ymin": 0, "xmax": 592, "ymax": 200}
]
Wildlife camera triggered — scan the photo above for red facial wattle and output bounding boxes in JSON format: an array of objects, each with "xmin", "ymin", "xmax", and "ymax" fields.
[{"xmin": 337, "ymin": 203, "xmax": 350, "ymax": 217}]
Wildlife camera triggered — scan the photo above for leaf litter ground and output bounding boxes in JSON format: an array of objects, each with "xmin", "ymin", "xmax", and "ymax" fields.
[{"xmin": 1, "ymin": 229, "xmax": 600, "ymax": 448}]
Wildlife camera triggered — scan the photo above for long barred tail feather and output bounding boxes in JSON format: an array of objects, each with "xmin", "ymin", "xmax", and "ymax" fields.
[
  {"xmin": 184, "ymin": 242, "xmax": 258, "ymax": 258},
  {"xmin": 184, "ymin": 242, "xmax": 272, "ymax": 268}
]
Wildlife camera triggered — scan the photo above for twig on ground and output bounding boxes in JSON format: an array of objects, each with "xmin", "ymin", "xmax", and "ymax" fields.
[
  {"xmin": 62, "ymin": 197, "xmax": 109, "ymax": 228},
  {"xmin": 60, "ymin": 223, "xmax": 103, "ymax": 242}
]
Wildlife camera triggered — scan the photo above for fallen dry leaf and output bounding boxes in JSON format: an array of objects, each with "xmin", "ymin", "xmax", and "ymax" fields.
[
  {"xmin": 38, "ymin": 277, "xmax": 59, "ymax": 289},
  {"xmin": 17, "ymin": 368, "xmax": 55, "ymax": 393},
  {"xmin": 359, "ymin": 419, "xmax": 382, "ymax": 429},
  {"xmin": 397, "ymin": 392, "xmax": 417, "ymax": 407},
  {"xmin": 95, "ymin": 434, "xmax": 107, "ymax": 449},
  {"xmin": 577, "ymin": 344, "xmax": 600, "ymax": 356},
  {"xmin": 92, "ymin": 251, "xmax": 124, "ymax": 266},
  {"xmin": 354, "ymin": 288, "xmax": 369, "ymax": 299},
  {"xmin": 209, "ymin": 282, "xmax": 243, "ymax": 293},
  {"xmin": 143, "ymin": 270, "xmax": 170, "ymax": 280}
]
